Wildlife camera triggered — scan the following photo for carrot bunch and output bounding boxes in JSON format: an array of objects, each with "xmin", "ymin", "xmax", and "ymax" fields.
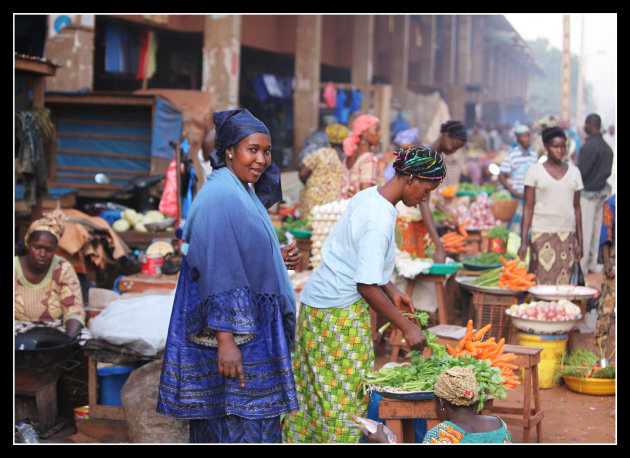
[
  {"xmin": 440, "ymin": 230, "xmax": 473, "ymax": 254},
  {"xmin": 441, "ymin": 185, "xmax": 459, "ymax": 197},
  {"xmin": 445, "ymin": 320, "xmax": 521, "ymax": 390},
  {"xmin": 497, "ymin": 255, "xmax": 536, "ymax": 290}
]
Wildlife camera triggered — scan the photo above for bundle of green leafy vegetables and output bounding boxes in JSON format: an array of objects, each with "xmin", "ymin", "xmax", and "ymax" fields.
[
  {"xmin": 365, "ymin": 312, "xmax": 507, "ymax": 412},
  {"xmin": 282, "ymin": 214, "xmax": 312, "ymax": 231},
  {"xmin": 552, "ymin": 347, "xmax": 616, "ymax": 382},
  {"xmin": 458, "ymin": 182, "xmax": 497, "ymax": 194},
  {"xmin": 465, "ymin": 252, "xmax": 515, "ymax": 266},
  {"xmin": 487, "ymin": 225, "xmax": 510, "ymax": 241}
]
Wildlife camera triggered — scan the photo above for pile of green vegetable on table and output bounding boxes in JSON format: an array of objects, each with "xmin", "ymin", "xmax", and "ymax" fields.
[{"xmin": 364, "ymin": 313, "xmax": 507, "ymax": 412}]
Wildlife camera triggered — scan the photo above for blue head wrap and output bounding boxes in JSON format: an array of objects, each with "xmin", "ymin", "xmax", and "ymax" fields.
[{"xmin": 209, "ymin": 109, "xmax": 283, "ymax": 209}]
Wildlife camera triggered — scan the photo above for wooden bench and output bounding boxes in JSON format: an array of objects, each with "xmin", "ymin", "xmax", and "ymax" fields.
[{"xmin": 378, "ymin": 396, "xmax": 494, "ymax": 443}]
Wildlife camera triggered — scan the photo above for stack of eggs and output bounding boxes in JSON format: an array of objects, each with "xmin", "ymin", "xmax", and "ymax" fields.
[{"xmin": 308, "ymin": 199, "xmax": 349, "ymax": 270}]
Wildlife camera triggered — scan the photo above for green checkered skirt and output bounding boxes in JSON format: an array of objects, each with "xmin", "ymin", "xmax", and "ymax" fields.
[{"xmin": 282, "ymin": 298, "xmax": 374, "ymax": 443}]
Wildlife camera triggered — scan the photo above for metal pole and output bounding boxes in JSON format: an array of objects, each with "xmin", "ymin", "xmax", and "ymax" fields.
[{"xmin": 561, "ymin": 15, "xmax": 571, "ymax": 125}]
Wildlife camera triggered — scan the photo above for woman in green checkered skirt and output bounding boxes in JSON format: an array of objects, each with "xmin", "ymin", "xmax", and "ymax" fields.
[{"xmin": 282, "ymin": 146, "xmax": 447, "ymax": 443}]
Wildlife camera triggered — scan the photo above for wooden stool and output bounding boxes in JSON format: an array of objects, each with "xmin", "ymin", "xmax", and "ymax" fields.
[
  {"xmin": 15, "ymin": 366, "xmax": 65, "ymax": 435},
  {"xmin": 378, "ymin": 396, "xmax": 494, "ymax": 443},
  {"xmin": 491, "ymin": 345, "xmax": 544, "ymax": 443},
  {"xmin": 405, "ymin": 273, "xmax": 451, "ymax": 325}
]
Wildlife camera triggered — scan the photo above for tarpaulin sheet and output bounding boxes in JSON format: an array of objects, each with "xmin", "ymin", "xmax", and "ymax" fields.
[
  {"xmin": 150, "ymin": 97, "xmax": 183, "ymax": 160},
  {"xmin": 54, "ymin": 107, "xmax": 152, "ymax": 187}
]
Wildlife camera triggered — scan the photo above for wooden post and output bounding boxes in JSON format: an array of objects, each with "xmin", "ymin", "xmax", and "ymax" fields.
[
  {"xmin": 390, "ymin": 15, "xmax": 410, "ymax": 104},
  {"xmin": 561, "ymin": 15, "xmax": 571, "ymax": 126}
]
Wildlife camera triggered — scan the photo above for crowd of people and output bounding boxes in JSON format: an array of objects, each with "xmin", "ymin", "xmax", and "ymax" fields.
[{"xmin": 15, "ymin": 106, "xmax": 615, "ymax": 444}]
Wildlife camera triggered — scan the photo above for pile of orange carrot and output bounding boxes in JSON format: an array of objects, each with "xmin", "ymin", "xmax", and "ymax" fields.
[
  {"xmin": 445, "ymin": 320, "xmax": 521, "ymax": 390},
  {"xmin": 440, "ymin": 229, "xmax": 472, "ymax": 254},
  {"xmin": 497, "ymin": 256, "xmax": 536, "ymax": 290},
  {"xmin": 441, "ymin": 185, "xmax": 459, "ymax": 197}
]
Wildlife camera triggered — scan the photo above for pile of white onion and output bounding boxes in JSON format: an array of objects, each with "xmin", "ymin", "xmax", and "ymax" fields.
[{"xmin": 507, "ymin": 299, "xmax": 581, "ymax": 322}]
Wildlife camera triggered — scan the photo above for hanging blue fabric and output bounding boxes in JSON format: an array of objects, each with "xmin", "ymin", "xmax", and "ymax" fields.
[
  {"xmin": 335, "ymin": 89, "xmax": 350, "ymax": 124},
  {"xmin": 391, "ymin": 114, "xmax": 411, "ymax": 135},
  {"xmin": 104, "ymin": 23, "xmax": 124, "ymax": 73},
  {"xmin": 349, "ymin": 89, "xmax": 363, "ymax": 113},
  {"xmin": 252, "ymin": 74, "xmax": 271, "ymax": 102},
  {"xmin": 182, "ymin": 165, "xmax": 194, "ymax": 218}
]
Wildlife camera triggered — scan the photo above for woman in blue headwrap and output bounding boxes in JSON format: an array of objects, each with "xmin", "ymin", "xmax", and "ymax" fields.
[
  {"xmin": 156, "ymin": 109, "xmax": 300, "ymax": 443},
  {"xmin": 282, "ymin": 146, "xmax": 446, "ymax": 444}
]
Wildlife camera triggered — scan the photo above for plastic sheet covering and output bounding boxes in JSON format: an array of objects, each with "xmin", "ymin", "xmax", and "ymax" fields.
[
  {"xmin": 151, "ymin": 97, "xmax": 183, "ymax": 160},
  {"xmin": 89, "ymin": 290, "xmax": 176, "ymax": 356}
]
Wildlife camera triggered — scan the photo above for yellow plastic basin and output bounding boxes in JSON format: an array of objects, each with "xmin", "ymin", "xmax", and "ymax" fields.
[{"xmin": 562, "ymin": 375, "xmax": 615, "ymax": 396}]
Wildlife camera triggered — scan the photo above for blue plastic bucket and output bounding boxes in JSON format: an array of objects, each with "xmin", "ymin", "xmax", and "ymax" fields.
[{"xmin": 97, "ymin": 365, "xmax": 136, "ymax": 406}]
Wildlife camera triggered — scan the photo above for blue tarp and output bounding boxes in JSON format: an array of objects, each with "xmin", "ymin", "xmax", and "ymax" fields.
[
  {"xmin": 151, "ymin": 97, "xmax": 183, "ymax": 160},
  {"xmin": 52, "ymin": 97, "xmax": 182, "ymax": 187}
]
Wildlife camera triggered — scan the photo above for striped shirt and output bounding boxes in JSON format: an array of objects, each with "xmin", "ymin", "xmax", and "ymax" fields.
[{"xmin": 499, "ymin": 144, "xmax": 538, "ymax": 194}]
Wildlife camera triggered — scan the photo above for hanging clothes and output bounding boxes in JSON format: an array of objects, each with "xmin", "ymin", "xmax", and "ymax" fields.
[{"xmin": 15, "ymin": 111, "xmax": 48, "ymax": 206}]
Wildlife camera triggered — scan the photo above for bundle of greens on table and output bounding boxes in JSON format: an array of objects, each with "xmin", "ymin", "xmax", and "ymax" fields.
[
  {"xmin": 282, "ymin": 214, "xmax": 312, "ymax": 231},
  {"xmin": 364, "ymin": 312, "xmax": 507, "ymax": 412}
]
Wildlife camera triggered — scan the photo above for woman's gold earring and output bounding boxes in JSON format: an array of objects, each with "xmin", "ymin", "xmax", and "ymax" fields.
[{"xmin": 228, "ymin": 154, "xmax": 233, "ymax": 160}]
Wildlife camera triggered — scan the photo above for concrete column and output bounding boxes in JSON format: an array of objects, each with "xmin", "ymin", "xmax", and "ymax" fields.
[
  {"xmin": 470, "ymin": 16, "xmax": 485, "ymax": 86},
  {"xmin": 455, "ymin": 15, "xmax": 472, "ymax": 86},
  {"xmin": 390, "ymin": 15, "xmax": 409, "ymax": 103},
  {"xmin": 351, "ymin": 15, "xmax": 374, "ymax": 89},
  {"xmin": 202, "ymin": 15, "xmax": 241, "ymax": 111},
  {"xmin": 417, "ymin": 15, "xmax": 436, "ymax": 86},
  {"xmin": 45, "ymin": 25, "xmax": 94, "ymax": 92},
  {"xmin": 293, "ymin": 14, "xmax": 322, "ymax": 167}
]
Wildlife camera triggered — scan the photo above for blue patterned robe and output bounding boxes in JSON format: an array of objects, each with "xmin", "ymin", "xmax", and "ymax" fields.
[{"xmin": 156, "ymin": 167, "xmax": 298, "ymax": 428}]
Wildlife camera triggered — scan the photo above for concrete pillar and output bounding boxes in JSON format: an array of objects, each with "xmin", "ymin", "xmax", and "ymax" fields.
[
  {"xmin": 351, "ymin": 15, "xmax": 374, "ymax": 90},
  {"xmin": 455, "ymin": 15, "xmax": 472, "ymax": 86},
  {"xmin": 202, "ymin": 15, "xmax": 241, "ymax": 111},
  {"xmin": 470, "ymin": 16, "xmax": 485, "ymax": 86},
  {"xmin": 390, "ymin": 15, "xmax": 409, "ymax": 103},
  {"xmin": 44, "ymin": 23, "xmax": 94, "ymax": 92},
  {"xmin": 293, "ymin": 15, "xmax": 322, "ymax": 167},
  {"xmin": 417, "ymin": 15, "xmax": 436, "ymax": 86}
]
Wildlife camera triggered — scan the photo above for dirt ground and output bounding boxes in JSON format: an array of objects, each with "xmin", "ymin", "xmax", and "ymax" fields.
[{"xmin": 27, "ymin": 273, "xmax": 616, "ymax": 445}]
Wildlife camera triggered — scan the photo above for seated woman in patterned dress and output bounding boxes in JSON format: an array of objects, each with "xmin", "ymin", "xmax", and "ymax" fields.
[{"xmin": 14, "ymin": 210, "xmax": 86, "ymax": 337}]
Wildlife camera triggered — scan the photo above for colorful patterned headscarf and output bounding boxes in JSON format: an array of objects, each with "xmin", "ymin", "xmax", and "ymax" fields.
[
  {"xmin": 24, "ymin": 210, "xmax": 66, "ymax": 247},
  {"xmin": 208, "ymin": 109, "xmax": 282, "ymax": 209},
  {"xmin": 392, "ymin": 145, "xmax": 447, "ymax": 183},
  {"xmin": 440, "ymin": 120, "xmax": 468, "ymax": 142},
  {"xmin": 342, "ymin": 114, "xmax": 380, "ymax": 157},
  {"xmin": 325, "ymin": 123, "xmax": 349, "ymax": 145},
  {"xmin": 434, "ymin": 366, "xmax": 479, "ymax": 407}
]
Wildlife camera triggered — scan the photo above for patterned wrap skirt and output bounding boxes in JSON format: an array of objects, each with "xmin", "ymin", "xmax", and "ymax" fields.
[
  {"xmin": 596, "ymin": 246, "xmax": 615, "ymax": 343},
  {"xmin": 528, "ymin": 232, "xmax": 576, "ymax": 285},
  {"xmin": 282, "ymin": 298, "xmax": 374, "ymax": 443}
]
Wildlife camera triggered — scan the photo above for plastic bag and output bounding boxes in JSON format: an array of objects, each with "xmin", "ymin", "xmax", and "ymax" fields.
[
  {"xmin": 323, "ymin": 82, "xmax": 337, "ymax": 108},
  {"xmin": 570, "ymin": 261, "xmax": 585, "ymax": 286},
  {"xmin": 159, "ymin": 159, "xmax": 179, "ymax": 218}
]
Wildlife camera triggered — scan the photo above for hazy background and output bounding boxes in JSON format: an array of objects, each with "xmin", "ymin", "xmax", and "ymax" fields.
[{"xmin": 504, "ymin": 13, "xmax": 617, "ymax": 128}]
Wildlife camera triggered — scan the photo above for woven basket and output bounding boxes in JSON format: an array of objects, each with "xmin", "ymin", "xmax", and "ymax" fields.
[{"xmin": 492, "ymin": 199, "xmax": 518, "ymax": 222}]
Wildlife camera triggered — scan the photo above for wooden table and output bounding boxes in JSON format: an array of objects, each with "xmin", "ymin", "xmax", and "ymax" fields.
[
  {"xmin": 378, "ymin": 396, "xmax": 494, "ymax": 443},
  {"xmin": 428, "ymin": 324, "xmax": 544, "ymax": 442}
]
